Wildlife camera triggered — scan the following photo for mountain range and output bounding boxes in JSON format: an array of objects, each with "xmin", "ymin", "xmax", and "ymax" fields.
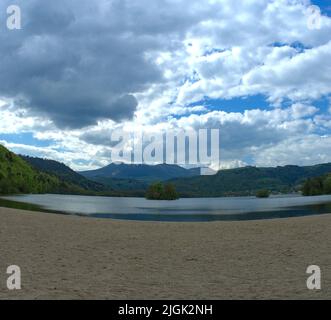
[
  {"xmin": 1, "ymin": 144, "xmax": 331, "ymax": 198},
  {"xmin": 170, "ymin": 163, "xmax": 331, "ymax": 197},
  {"xmin": 79, "ymin": 163, "xmax": 200, "ymax": 184}
]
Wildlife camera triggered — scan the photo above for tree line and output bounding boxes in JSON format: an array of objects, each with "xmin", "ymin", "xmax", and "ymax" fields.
[{"xmin": 302, "ymin": 174, "xmax": 331, "ymax": 196}]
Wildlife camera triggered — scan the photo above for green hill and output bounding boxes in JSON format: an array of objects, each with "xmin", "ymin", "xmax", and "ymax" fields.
[
  {"xmin": 171, "ymin": 164, "xmax": 331, "ymax": 197},
  {"xmin": 21, "ymin": 155, "xmax": 107, "ymax": 192},
  {"xmin": 0, "ymin": 145, "xmax": 105, "ymax": 195},
  {"xmin": 89, "ymin": 175, "xmax": 148, "ymax": 192},
  {"xmin": 0, "ymin": 144, "xmax": 64, "ymax": 194},
  {"xmin": 19, "ymin": 156, "xmax": 146, "ymax": 196}
]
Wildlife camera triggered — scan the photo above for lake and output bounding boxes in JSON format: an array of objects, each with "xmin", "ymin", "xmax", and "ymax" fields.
[{"xmin": 1, "ymin": 193, "xmax": 331, "ymax": 222}]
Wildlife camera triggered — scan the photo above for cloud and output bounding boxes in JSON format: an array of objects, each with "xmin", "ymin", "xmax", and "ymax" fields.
[
  {"xmin": 0, "ymin": 0, "xmax": 165, "ymax": 128},
  {"xmin": 242, "ymin": 41, "xmax": 331, "ymax": 102},
  {"xmin": 1, "ymin": 0, "xmax": 330, "ymax": 128},
  {"xmin": 76, "ymin": 103, "xmax": 322, "ymax": 169},
  {"xmin": 1, "ymin": 0, "xmax": 331, "ymax": 169},
  {"xmin": 254, "ymin": 135, "xmax": 331, "ymax": 166}
]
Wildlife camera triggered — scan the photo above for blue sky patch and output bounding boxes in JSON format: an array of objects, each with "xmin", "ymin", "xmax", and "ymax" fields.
[
  {"xmin": 190, "ymin": 95, "xmax": 272, "ymax": 113},
  {"xmin": 312, "ymin": 0, "xmax": 331, "ymax": 17},
  {"xmin": 0, "ymin": 133, "xmax": 53, "ymax": 148}
]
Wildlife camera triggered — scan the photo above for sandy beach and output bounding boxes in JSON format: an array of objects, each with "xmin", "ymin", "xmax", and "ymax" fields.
[{"xmin": 0, "ymin": 207, "xmax": 331, "ymax": 300}]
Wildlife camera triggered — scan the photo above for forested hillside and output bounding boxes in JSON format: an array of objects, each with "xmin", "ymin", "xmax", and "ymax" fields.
[
  {"xmin": 171, "ymin": 164, "xmax": 331, "ymax": 197},
  {"xmin": 22, "ymin": 155, "xmax": 107, "ymax": 192},
  {"xmin": 0, "ymin": 145, "xmax": 100, "ymax": 195},
  {"xmin": 0, "ymin": 144, "xmax": 62, "ymax": 194}
]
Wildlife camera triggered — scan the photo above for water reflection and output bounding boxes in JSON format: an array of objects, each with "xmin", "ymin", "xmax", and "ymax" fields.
[{"xmin": 1, "ymin": 194, "xmax": 331, "ymax": 222}]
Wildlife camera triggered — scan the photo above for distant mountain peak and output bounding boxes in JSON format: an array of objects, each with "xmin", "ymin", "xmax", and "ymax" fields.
[{"xmin": 79, "ymin": 162, "xmax": 201, "ymax": 182}]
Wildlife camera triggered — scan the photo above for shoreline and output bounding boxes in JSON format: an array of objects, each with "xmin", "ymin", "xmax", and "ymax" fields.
[
  {"xmin": 0, "ymin": 191, "xmax": 305, "ymax": 201},
  {"xmin": 1, "ymin": 206, "xmax": 331, "ymax": 299},
  {"xmin": 2, "ymin": 193, "xmax": 331, "ymax": 223}
]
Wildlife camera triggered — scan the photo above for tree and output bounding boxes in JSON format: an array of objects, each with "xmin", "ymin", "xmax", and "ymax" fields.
[
  {"xmin": 146, "ymin": 182, "xmax": 164, "ymax": 200},
  {"xmin": 256, "ymin": 189, "xmax": 270, "ymax": 198},
  {"xmin": 163, "ymin": 183, "xmax": 179, "ymax": 200},
  {"xmin": 323, "ymin": 175, "xmax": 331, "ymax": 194},
  {"xmin": 302, "ymin": 174, "xmax": 331, "ymax": 196},
  {"xmin": 146, "ymin": 182, "xmax": 179, "ymax": 200},
  {"xmin": 302, "ymin": 177, "xmax": 324, "ymax": 196}
]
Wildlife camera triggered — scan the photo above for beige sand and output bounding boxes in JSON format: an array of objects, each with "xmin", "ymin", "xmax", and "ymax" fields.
[{"xmin": 0, "ymin": 207, "xmax": 330, "ymax": 299}]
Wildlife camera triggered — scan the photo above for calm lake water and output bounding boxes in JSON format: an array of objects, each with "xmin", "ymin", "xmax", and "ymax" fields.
[{"xmin": 1, "ymin": 193, "xmax": 331, "ymax": 222}]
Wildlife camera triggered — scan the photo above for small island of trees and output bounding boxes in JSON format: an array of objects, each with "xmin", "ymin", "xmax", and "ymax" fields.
[
  {"xmin": 256, "ymin": 189, "xmax": 270, "ymax": 198},
  {"xmin": 146, "ymin": 182, "xmax": 179, "ymax": 200}
]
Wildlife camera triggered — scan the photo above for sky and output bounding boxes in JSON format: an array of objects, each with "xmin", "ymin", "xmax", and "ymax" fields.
[{"xmin": 0, "ymin": 0, "xmax": 331, "ymax": 171}]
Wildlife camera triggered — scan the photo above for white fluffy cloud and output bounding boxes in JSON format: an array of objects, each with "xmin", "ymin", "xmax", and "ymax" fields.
[{"xmin": 0, "ymin": 0, "xmax": 331, "ymax": 169}]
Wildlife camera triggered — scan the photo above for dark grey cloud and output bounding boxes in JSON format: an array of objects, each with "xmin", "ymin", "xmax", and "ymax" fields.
[
  {"xmin": 80, "ymin": 128, "xmax": 117, "ymax": 147},
  {"xmin": 2, "ymin": 0, "xmax": 325, "ymax": 133},
  {"xmin": 1, "ymin": 0, "xmax": 205, "ymax": 128}
]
